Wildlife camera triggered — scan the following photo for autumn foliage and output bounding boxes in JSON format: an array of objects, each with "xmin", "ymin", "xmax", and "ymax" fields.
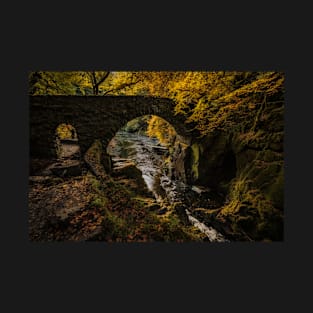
[
  {"xmin": 29, "ymin": 70, "xmax": 285, "ymax": 241},
  {"xmin": 29, "ymin": 71, "xmax": 284, "ymax": 138}
]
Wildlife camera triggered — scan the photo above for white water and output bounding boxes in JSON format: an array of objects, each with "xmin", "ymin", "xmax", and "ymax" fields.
[
  {"xmin": 185, "ymin": 209, "xmax": 229, "ymax": 242},
  {"xmin": 108, "ymin": 131, "xmax": 229, "ymax": 242}
]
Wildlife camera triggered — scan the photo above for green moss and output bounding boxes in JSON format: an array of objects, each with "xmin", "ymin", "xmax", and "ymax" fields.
[
  {"xmin": 90, "ymin": 196, "xmax": 107, "ymax": 208},
  {"xmin": 90, "ymin": 176, "xmax": 101, "ymax": 189},
  {"xmin": 235, "ymin": 215, "xmax": 256, "ymax": 233},
  {"xmin": 122, "ymin": 117, "xmax": 142, "ymax": 132},
  {"xmin": 253, "ymin": 162, "xmax": 282, "ymax": 189},
  {"xmin": 146, "ymin": 212, "xmax": 206, "ymax": 242},
  {"xmin": 87, "ymin": 139, "xmax": 103, "ymax": 163},
  {"xmin": 256, "ymin": 211, "xmax": 283, "ymax": 241},
  {"xmin": 266, "ymin": 167, "xmax": 284, "ymax": 209},
  {"xmin": 186, "ymin": 86, "xmax": 284, "ymax": 241},
  {"xmin": 191, "ymin": 143, "xmax": 200, "ymax": 180},
  {"xmin": 101, "ymin": 209, "xmax": 129, "ymax": 239},
  {"xmin": 259, "ymin": 149, "xmax": 282, "ymax": 163},
  {"xmin": 217, "ymin": 173, "xmax": 283, "ymax": 241}
]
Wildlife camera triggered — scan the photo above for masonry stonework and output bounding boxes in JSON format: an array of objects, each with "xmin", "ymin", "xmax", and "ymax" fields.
[{"xmin": 30, "ymin": 95, "xmax": 189, "ymax": 159}]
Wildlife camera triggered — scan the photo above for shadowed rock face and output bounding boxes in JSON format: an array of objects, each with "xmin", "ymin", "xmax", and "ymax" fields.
[
  {"xmin": 30, "ymin": 95, "xmax": 190, "ymax": 159},
  {"xmin": 184, "ymin": 132, "xmax": 237, "ymax": 189}
]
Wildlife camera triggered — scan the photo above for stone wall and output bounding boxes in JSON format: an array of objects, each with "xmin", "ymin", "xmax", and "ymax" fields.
[{"xmin": 30, "ymin": 95, "xmax": 189, "ymax": 159}]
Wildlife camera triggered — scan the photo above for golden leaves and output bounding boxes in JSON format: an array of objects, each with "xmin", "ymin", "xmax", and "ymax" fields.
[{"xmin": 146, "ymin": 115, "xmax": 176, "ymax": 146}]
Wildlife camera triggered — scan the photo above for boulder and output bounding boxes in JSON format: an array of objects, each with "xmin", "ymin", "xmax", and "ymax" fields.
[
  {"xmin": 29, "ymin": 176, "xmax": 52, "ymax": 184},
  {"xmin": 146, "ymin": 203, "xmax": 161, "ymax": 211},
  {"xmin": 49, "ymin": 160, "xmax": 82, "ymax": 177},
  {"xmin": 157, "ymin": 207, "xmax": 168, "ymax": 215}
]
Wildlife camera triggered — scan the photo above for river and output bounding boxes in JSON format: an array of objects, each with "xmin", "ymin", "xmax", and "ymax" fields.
[{"xmin": 107, "ymin": 130, "xmax": 229, "ymax": 242}]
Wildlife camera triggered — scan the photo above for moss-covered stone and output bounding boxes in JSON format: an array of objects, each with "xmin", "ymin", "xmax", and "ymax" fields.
[
  {"xmin": 266, "ymin": 167, "xmax": 284, "ymax": 209},
  {"xmin": 190, "ymin": 143, "xmax": 200, "ymax": 180},
  {"xmin": 188, "ymin": 99, "xmax": 284, "ymax": 241}
]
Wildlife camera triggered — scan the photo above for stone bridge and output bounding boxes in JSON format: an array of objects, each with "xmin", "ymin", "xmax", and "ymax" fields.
[{"xmin": 30, "ymin": 95, "xmax": 190, "ymax": 159}]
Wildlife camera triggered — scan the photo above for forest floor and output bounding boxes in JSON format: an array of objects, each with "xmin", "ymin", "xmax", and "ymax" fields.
[
  {"xmin": 29, "ymin": 170, "xmax": 101, "ymax": 241},
  {"xmin": 28, "ymin": 156, "xmax": 206, "ymax": 242}
]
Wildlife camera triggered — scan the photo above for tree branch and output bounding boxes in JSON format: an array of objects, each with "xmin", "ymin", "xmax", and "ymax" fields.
[
  {"xmin": 102, "ymin": 79, "xmax": 141, "ymax": 95},
  {"xmin": 95, "ymin": 71, "xmax": 110, "ymax": 86}
]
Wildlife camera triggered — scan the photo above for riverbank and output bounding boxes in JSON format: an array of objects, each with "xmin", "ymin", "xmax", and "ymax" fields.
[
  {"xmin": 28, "ymin": 153, "xmax": 207, "ymax": 242},
  {"xmin": 107, "ymin": 130, "xmax": 235, "ymax": 241}
]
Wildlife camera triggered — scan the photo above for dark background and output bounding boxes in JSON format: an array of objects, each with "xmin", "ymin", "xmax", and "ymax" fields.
[{"xmin": 2, "ymin": 1, "xmax": 312, "ymax": 312}]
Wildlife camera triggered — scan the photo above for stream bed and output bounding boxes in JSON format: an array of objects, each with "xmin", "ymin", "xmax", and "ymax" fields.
[{"xmin": 107, "ymin": 131, "xmax": 229, "ymax": 242}]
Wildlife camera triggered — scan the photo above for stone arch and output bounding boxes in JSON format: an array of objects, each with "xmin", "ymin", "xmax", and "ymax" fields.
[
  {"xmin": 55, "ymin": 123, "xmax": 80, "ymax": 160},
  {"xmin": 106, "ymin": 114, "xmax": 187, "ymax": 153},
  {"xmin": 30, "ymin": 95, "xmax": 191, "ymax": 160}
]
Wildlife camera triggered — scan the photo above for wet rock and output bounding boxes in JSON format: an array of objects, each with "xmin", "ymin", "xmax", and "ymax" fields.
[
  {"xmin": 29, "ymin": 176, "xmax": 52, "ymax": 184},
  {"xmin": 146, "ymin": 203, "xmax": 161, "ymax": 211},
  {"xmin": 58, "ymin": 142, "xmax": 80, "ymax": 159},
  {"xmin": 112, "ymin": 160, "xmax": 137, "ymax": 174},
  {"xmin": 49, "ymin": 160, "xmax": 82, "ymax": 177},
  {"xmin": 186, "ymin": 209, "xmax": 229, "ymax": 242},
  {"xmin": 100, "ymin": 152, "xmax": 113, "ymax": 173},
  {"xmin": 157, "ymin": 207, "xmax": 168, "ymax": 215},
  {"xmin": 112, "ymin": 162, "xmax": 143, "ymax": 181},
  {"xmin": 191, "ymin": 185, "xmax": 211, "ymax": 194},
  {"xmin": 55, "ymin": 204, "xmax": 85, "ymax": 221},
  {"xmin": 41, "ymin": 168, "xmax": 53, "ymax": 176},
  {"xmin": 60, "ymin": 138, "xmax": 78, "ymax": 145},
  {"xmin": 173, "ymin": 202, "xmax": 189, "ymax": 224}
]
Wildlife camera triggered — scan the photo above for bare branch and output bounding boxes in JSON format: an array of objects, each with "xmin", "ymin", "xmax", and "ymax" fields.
[
  {"xmin": 102, "ymin": 79, "xmax": 141, "ymax": 95},
  {"xmin": 95, "ymin": 71, "xmax": 110, "ymax": 86}
]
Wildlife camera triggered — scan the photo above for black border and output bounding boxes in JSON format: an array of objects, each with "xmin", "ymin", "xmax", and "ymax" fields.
[{"xmin": 3, "ymin": 2, "xmax": 311, "ymax": 311}]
